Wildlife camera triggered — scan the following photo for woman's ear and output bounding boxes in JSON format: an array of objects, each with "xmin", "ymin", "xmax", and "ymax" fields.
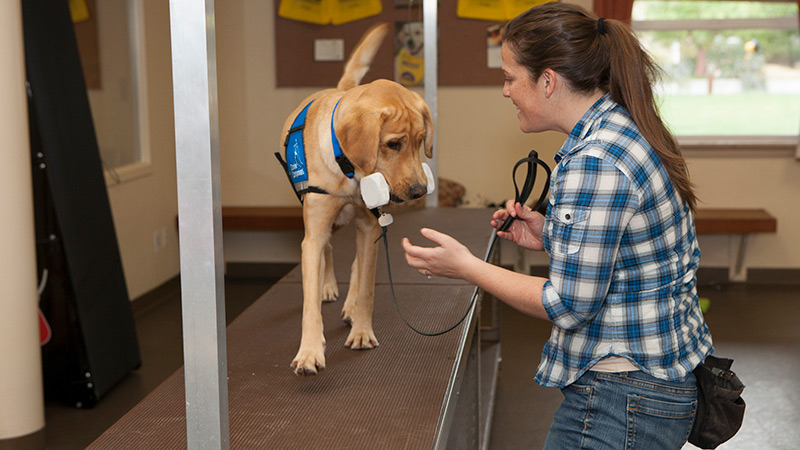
[
  {"xmin": 542, "ymin": 69, "xmax": 556, "ymax": 98},
  {"xmin": 336, "ymin": 104, "xmax": 381, "ymax": 174}
]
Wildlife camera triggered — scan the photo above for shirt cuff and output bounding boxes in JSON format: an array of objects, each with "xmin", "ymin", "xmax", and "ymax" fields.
[{"xmin": 541, "ymin": 279, "xmax": 582, "ymax": 330}]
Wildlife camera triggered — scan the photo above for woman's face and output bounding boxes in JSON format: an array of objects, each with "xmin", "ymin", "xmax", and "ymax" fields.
[{"xmin": 501, "ymin": 43, "xmax": 548, "ymax": 133}]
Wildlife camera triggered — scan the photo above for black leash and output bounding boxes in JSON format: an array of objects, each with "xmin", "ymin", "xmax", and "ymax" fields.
[
  {"xmin": 377, "ymin": 228, "xmax": 469, "ymax": 336},
  {"xmin": 381, "ymin": 149, "xmax": 551, "ymax": 336},
  {"xmin": 498, "ymin": 149, "xmax": 552, "ymax": 233}
]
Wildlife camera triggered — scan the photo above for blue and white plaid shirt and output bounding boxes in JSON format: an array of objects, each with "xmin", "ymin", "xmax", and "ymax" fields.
[{"xmin": 537, "ymin": 94, "xmax": 713, "ymax": 388}]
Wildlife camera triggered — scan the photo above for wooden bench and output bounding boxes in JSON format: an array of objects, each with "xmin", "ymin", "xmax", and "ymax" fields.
[
  {"xmin": 221, "ymin": 206, "xmax": 303, "ymax": 231},
  {"xmin": 694, "ymin": 208, "xmax": 777, "ymax": 280},
  {"xmin": 694, "ymin": 208, "xmax": 776, "ymax": 234},
  {"xmin": 222, "ymin": 206, "xmax": 777, "ymax": 280}
]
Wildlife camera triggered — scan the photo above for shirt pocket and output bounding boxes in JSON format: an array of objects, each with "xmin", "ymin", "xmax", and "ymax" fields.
[{"xmin": 549, "ymin": 206, "xmax": 589, "ymax": 255}]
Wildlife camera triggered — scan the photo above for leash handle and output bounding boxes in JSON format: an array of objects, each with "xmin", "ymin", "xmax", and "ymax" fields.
[{"xmin": 499, "ymin": 149, "xmax": 551, "ymax": 232}]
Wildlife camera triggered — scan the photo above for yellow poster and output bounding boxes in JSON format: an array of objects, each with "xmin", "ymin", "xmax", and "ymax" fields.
[
  {"xmin": 503, "ymin": 0, "xmax": 553, "ymax": 19},
  {"xmin": 457, "ymin": 0, "xmax": 507, "ymax": 22},
  {"xmin": 69, "ymin": 0, "xmax": 90, "ymax": 23},
  {"xmin": 279, "ymin": 0, "xmax": 382, "ymax": 25},
  {"xmin": 394, "ymin": 22, "xmax": 424, "ymax": 87},
  {"xmin": 457, "ymin": 0, "xmax": 555, "ymax": 21},
  {"xmin": 279, "ymin": 0, "xmax": 330, "ymax": 25},
  {"xmin": 331, "ymin": 0, "xmax": 382, "ymax": 25}
]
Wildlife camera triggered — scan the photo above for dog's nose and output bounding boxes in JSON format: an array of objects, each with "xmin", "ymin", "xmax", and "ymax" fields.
[{"xmin": 408, "ymin": 184, "xmax": 427, "ymax": 200}]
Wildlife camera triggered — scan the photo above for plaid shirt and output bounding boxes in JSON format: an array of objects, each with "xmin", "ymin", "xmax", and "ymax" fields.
[{"xmin": 537, "ymin": 94, "xmax": 713, "ymax": 388}]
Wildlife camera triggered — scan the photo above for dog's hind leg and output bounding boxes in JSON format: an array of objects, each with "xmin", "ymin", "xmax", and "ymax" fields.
[
  {"xmin": 343, "ymin": 208, "xmax": 381, "ymax": 350},
  {"xmin": 321, "ymin": 242, "xmax": 338, "ymax": 302}
]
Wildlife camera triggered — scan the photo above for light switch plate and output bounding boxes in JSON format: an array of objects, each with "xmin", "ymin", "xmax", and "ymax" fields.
[{"xmin": 314, "ymin": 39, "xmax": 345, "ymax": 62}]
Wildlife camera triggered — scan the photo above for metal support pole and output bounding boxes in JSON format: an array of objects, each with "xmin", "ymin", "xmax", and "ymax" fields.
[
  {"xmin": 731, "ymin": 234, "xmax": 749, "ymax": 282},
  {"xmin": 168, "ymin": 1, "xmax": 229, "ymax": 449},
  {"xmin": 423, "ymin": 0, "xmax": 438, "ymax": 207}
]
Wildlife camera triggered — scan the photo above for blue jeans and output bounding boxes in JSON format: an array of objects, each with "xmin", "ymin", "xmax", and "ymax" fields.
[{"xmin": 543, "ymin": 370, "xmax": 697, "ymax": 450}]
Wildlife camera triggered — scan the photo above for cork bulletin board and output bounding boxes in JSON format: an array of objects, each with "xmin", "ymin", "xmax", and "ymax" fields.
[{"xmin": 274, "ymin": 1, "xmax": 507, "ymax": 87}]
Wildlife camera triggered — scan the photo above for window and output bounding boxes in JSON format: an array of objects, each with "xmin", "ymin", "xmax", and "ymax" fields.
[
  {"xmin": 75, "ymin": 0, "xmax": 151, "ymax": 183},
  {"xmin": 631, "ymin": 1, "xmax": 800, "ymax": 151}
]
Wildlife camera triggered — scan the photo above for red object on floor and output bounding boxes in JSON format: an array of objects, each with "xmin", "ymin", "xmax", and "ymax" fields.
[{"xmin": 39, "ymin": 309, "xmax": 51, "ymax": 345}]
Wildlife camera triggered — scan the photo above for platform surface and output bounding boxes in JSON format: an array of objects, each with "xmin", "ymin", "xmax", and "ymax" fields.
[{"xmin": 89, "ymin": 208, "xmax": 495, "ymax": 449}]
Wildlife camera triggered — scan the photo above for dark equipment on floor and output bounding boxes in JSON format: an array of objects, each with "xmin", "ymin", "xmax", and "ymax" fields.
[{"xmin": 23, "ymin": 0, "xmax": 141, "ymax": 408}]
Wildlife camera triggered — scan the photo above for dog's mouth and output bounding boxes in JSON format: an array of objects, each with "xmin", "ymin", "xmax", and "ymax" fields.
[
  {"xmin": 389, "ymin": 193, "xmax": 405, "ymax": 204},
  {"xmin": 408, "ymin": 43, "xmax": 423, "ymax": 55}
]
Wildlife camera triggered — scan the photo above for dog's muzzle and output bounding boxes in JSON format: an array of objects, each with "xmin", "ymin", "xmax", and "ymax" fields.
[{"xmin": 360, "ymin": 162, "xmax": 436, "ymax": 209}]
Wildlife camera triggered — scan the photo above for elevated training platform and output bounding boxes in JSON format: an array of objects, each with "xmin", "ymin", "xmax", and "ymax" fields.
[{"xmin": 89, "ymin": 208, "xmax": 500, "ymax": 449}]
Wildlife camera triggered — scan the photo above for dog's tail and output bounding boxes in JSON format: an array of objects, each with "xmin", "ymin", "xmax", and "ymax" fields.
[{"xmin": 337, "ymin": 23, "xmax": 391, "ymax": 91}]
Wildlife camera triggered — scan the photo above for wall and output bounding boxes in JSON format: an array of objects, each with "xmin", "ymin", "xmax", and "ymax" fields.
[
  {"xmin": 112, "ymin": 0, "xmax": 799, "ymax": 300},
  {"xmin": 105, "ymin": 0, "xmax": 180, "ymax": 299}
]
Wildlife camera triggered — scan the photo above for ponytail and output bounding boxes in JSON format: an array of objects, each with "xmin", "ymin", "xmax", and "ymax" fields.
[
  {"xmin": 503, "ymin": 3, "xmax": 697, "ymax": 212},
  {"xmin": 603, "ymin": 19, "xmax": 697, "ymax": 211}
]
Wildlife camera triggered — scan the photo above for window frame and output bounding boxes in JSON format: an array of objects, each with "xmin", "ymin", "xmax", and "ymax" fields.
[{"xmin": 631, "ymin": 7, "xmax": 800, "ymax": 155}]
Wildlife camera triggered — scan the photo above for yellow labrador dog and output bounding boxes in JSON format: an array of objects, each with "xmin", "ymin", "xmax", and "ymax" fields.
[{"xmin": 278, "ymin": 24, "xmax": 433, "ymax": 375}]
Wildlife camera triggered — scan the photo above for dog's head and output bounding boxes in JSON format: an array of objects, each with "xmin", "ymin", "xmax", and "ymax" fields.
[
  {"xmin": 396, "ymin": 22, "xmax": 424, "ymax": 56},
  {"xmin": 335, "ymin": 80, "xmax": 433, "ymax": 204}
]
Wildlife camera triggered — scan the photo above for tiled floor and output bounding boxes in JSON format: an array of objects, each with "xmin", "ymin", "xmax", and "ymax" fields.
[
  {"xmin": 41, "ymin": 274, "xmax": 799, "ymax": 449},
  {"xmin": 488, "ymin": 282, "xmax": 800, "ymax": 450}
]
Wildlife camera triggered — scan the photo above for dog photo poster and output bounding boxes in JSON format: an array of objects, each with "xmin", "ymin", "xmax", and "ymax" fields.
[
  {"xmin": 394, "ymin": 21, "xmax": 424, "ymax": 87},
  {"xmin": 487, "ymin": 24, "xmax": 503, "ymax": 69}
]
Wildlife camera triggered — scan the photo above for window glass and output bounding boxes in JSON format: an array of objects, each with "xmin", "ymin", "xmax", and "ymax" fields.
[{"xmin": 632, "ymin": 1, "xmax": 800, "ymax": 138}]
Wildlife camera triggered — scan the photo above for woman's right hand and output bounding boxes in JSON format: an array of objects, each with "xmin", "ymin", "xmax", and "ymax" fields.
[{"xmin": 490, "ymin": 200, "xmax": 545, "ymax": 251}]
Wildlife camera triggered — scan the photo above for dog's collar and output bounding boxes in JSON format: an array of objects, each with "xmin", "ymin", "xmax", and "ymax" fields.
[{"xmin": 331, "ymin": 99, "xmax": 355, "ymax": 179}]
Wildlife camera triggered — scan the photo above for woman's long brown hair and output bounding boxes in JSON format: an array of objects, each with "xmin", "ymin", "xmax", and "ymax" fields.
[{"xmin": 503, "ymin": 3, "xmax": 697, "ymax": 211}]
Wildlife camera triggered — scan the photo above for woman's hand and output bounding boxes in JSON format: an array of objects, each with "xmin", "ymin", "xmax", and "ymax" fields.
[
  {"xmin": 490, "ymin": 200, "xmax": 546, "ymax": 251},
  {"xmin": 402, "ymin": 228, "xmax": 478, "ymax": 280}
]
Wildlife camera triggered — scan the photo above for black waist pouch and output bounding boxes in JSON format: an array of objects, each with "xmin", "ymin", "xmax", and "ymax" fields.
[{"xmin": 689, "ymin": 355, "xmax": 746, "ymax": 449}]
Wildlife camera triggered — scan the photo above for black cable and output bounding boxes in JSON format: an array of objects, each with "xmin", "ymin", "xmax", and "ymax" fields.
[
  {"xmin": 381, "ymin": 149, "xmax": 551, "ymax": 336},
  {"xmin": 378, "ymin": 229, "xmax": 469, "ymax": 336}
]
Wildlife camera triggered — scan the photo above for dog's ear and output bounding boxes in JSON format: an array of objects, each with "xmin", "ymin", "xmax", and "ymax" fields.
[
  {"xmin": 336, "ymin": 105, "xmax": 382, "ymax": 174},
  {"xmin": 422, "ymin": 109, "xmax": 434, "ymax": 159},
  {"xmin": 421, "ymin": 103, "xmax": 434, "ymax": 159}
]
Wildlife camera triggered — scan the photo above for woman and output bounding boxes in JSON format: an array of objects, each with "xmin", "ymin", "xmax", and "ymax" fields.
[{"xmin": 402, "ymin": 3, "xmax": 713, "ymax": 449}]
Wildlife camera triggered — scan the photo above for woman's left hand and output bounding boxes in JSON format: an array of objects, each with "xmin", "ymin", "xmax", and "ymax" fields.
[{"xmin": 402, "ymin": 228, "xmax": 477, "ymax": 280}]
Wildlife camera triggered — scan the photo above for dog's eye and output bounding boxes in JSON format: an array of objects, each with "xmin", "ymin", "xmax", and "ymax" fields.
[{"xmin": 386, "ymin": 140, "xmax": 402, "ymax": 151}]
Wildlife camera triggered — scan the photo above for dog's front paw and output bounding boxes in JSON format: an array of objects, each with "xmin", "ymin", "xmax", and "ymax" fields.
[
  {"xmin": 345, "ymin": 329, "xmax": 379, "ymax": 350},
  {"xmin": 291, "ymin": 349, "xmax": 325, "ymax": 376}
]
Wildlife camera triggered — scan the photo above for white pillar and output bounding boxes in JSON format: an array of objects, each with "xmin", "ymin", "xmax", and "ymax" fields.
[{"xmin": 0, "ymin": 1, "xmax": 47, "ymax": 448}]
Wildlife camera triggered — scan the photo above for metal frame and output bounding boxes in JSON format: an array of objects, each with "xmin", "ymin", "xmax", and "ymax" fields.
[
  {"xmin": 169, "ymin": 0, "xmax": 229, "ymax": 448},
  {"xmin": 432, "ymin": 234, "xmax": 502, "ymax": 449},
  {"xmin": 424, "ymin": 0, "xmax": 438, "ymax": 207},
  {"xmin": 167, "ymin": 1, "xmax": 440, "ymax": 446}
]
